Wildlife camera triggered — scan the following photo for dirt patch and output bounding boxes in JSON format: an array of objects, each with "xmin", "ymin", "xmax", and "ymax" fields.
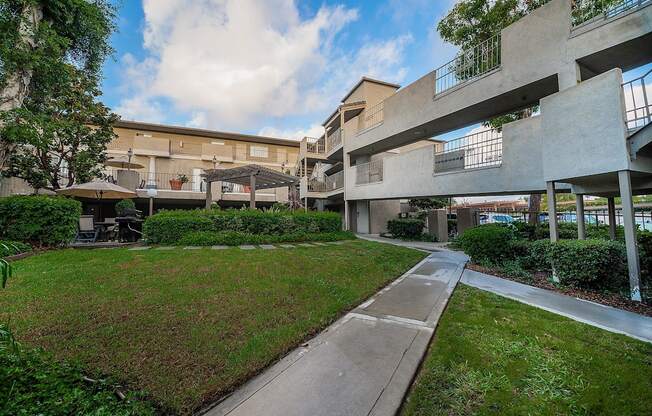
[{"xmin": 466, "ymin": 263, "xmax": 652, "ymax": 317}]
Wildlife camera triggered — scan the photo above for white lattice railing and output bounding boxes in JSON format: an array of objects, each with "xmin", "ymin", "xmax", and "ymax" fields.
[{"xmin": 355, "ymin": 159, "xmax": 383, "ymax": 185}]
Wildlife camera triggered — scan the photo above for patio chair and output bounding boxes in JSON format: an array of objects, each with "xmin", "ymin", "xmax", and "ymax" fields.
[
  {"xmin": 76, "ymin": 215, "xmax": 100, "ymax": 243},
  {"xmin": 103, "ymin": 217, "xmax": 118, "ymax": 241}
]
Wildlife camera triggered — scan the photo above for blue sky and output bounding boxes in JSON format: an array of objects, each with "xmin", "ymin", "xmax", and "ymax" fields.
[{"xmin": 101, "ymin": 0, "xmax": 458, "ymax": 139}]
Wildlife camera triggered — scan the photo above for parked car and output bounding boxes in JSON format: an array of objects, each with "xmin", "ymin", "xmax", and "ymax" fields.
[
  {"xmin": 557, "ymin": 212, "xmax": 601, "ymax": 225},
  {"xmin": 479, "ymin": 213, "xmax": 515, "ymax": 225}
]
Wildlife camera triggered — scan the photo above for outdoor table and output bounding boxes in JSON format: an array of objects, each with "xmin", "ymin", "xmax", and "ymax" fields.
[
  {"xmin": 115, "ymin": 217, "xmax": 144, "ymax": 242},
  {"xmin": 94, "ymin": 221, "xmax": 116, "ymax": 241}
]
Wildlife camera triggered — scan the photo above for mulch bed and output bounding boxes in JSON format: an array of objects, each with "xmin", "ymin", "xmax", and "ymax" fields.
[{"xmin": 466, "ymin": 263, "xmax": 652, "ymax": 318}]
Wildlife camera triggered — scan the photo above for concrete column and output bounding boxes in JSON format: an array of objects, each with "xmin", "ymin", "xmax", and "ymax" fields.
[
  {"xmin": 576, "ymin": 194, "xmax": 586, "ymax": 240},
  {"xmin": 456, "ymin": 208, "xmax": 478, "ymax": 235},
  {"xmin": 149, "ymin": 197, "xmax": 154, "ymax": 216},
  {"xmin": 205, "ymin": 180, "xmax": 212, "ymax": 209},
  {"xmin": 618, "ymin": 170, "xmax": 642, "ymax": 302},
  {"xmin": 558, "ymin": 61, "xmax": 581, "ymax": 91},
  {"xmin": 427, "ymin": 209, "xmax": 448, "ymax": 243},
  {"xmin": 546, "ymin": 181, "xmax": 559, "ymax": 242},
  {"xmin": 607, "ymin": 197, "xmax": 617, "ymax": 240},
  {"xmin": 147, "ymin": 156, "xmax": 156, "ymax": 187},
  {"xmin": 344, "ymin": 200, "xmax": 350, "ymax": 231},
  {"xmin": 250, "ymin": 175, "xmax": 256, "ymax": 209}
]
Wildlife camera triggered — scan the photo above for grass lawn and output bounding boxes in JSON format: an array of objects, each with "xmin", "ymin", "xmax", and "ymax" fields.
[
  {"xmin": 402, "ymin": 285, "xmax": 652, "ymax": 416},
  {"xmin": 0, "ymin": 241, "xmax": 425, "ymax": 415}
]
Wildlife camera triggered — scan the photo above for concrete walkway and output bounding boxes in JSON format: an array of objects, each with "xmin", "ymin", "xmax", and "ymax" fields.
[
  {"xmin": 204, "ymin": 248, "xmax": 467, "ymax": 416},
  {"xmin": 462, "ymin": 269, "xmax": 652, "ymax": 343},
  {"xmin": 355, "ymin": 234, "xmax": 453, "ymax": 252}
]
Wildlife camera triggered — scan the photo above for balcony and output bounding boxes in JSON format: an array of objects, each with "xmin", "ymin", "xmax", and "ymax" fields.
[
  {"xmin": 326, "ymin": 128, "xmax": 343, "ymax": 153},
  {"xmin": 358, "ymin": 101, "xmax": 385, "ymax": 133},
  {"xmin": 572, "ymin": 0, "xmax": 652, "ymax": 29},
  {"xmin": 434, "ymin": 129, "xmax": 502, "ymax": 174},
  {"xmin": 355, "ymin": 159, "xmax": 383, "ymax": 185},
  {"xmin": 623, "ymin": 69, "xmax": 652, "ymax": 132},
  {"xmin": 306, "ymin": 137, "xmax": 326, "ymax": 154},
  {"xmin": 307, "ymin": 171, "xmax": 344, "ymax": 193},
  {"xmin": 136, "ymin": 171, "xmax": 206, "ymax": 192}
]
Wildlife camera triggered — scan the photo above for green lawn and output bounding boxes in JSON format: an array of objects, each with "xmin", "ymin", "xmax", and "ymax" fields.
[
  {"xmin": 0, "ymin": 241, "xmax": 425, "ymax": 415},
  {"xmin": 402, "ymin": 285, "xmax": 652, "ymax": 416}
]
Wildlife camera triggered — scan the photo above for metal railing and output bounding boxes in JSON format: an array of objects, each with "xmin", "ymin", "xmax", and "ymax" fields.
[
  {"xmin": 572, "ymin": 0, "xmax": 651, "ymax": 28},
  {"xmin": 434, "ymin": 129, "xmax": 503, "ymax": 173},
  {"xmin": 355, "ymin": 159, "xmax": 383, "ymax": 185},
  {"xmin": 306, "ymin": 137, "xmax": 326, "ymax": 154},
  {"xmin": 307, "ymin": 170, "xmax": 344, "ymax": 192},
  {"xmin": 137, "ymin": 171, "xmax": 206, "ymax": 192},
  {"xmin": 361, "ymin": 101, "xmax": 385, "ymax": 131},
  {"xmin": 434, "ymin": 34, "xmax": 501, "ymax": 95},
  {"xmin": 222, "ymin": 183, "xmax": 275, "ymax": 195},
  {"xmin": 623, "ymin": 69, "xmax": 652, "ymax": 132},
  {"xmin": 326, "ymin": 128, "xmax": 343, "ymax": 152}
]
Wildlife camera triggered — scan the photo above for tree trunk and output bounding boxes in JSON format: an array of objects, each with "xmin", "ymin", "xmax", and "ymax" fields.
[
  {"xmin": 0, "ymin": 3, "xmax": 43, "ymax": 169},
  {"xmin": 528, "ymin": 193, "xmax": 542, "ymax": 225}
]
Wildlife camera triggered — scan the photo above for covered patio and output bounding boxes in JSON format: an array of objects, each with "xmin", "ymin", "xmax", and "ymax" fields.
[{"xmin": 203, "ymin": 164, "xmax": 299, "ymax": 209}]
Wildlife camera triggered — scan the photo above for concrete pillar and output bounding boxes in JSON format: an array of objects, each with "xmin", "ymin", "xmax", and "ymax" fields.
[
  {"xmin": 456, "ymin": 208, "xmax": 478, "ymax": 235},
  {"xmin": 607, "ymin": 197, "xmax": 617, "ymax": 240},
  {"xmin": 149, "ymin": 197, "xmax": 154, "ymax": 216},
  {"xmin": 147, "ymin": 156, "xmax": 156, "ymax": 187},
  {"xmin": 558, "ymin": 61, "xmax": 581, "ymax": 91},
  {"xmin": 546, "ymin": 181, "xmax": 559, "ymax": 242},
  {"xmin": 250, "ymin": 175, "xmax": 256, "ymax": 209},
  {"xmin": 344, "ymin": 200, "xmax": 350, "ymax": 231},
  {"xmin": 576, "ymin": 194, "xmax": 586, "ymax": 240},
  {"xmin": 205, "ymin": 180, "xmax": 212, "ymax": 209},
  {"xmin": 427, "ymin": 209, "xmax": 448, "ymax": 243},
  {"xmin": 618, "ymin": 170, "xmax": 642, "ymax": 302}
]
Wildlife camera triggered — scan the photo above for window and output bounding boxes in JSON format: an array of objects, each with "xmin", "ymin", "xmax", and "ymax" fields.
[{"xmin": 250, "ymin": 145, "xmax": 268, "ymax": 158}]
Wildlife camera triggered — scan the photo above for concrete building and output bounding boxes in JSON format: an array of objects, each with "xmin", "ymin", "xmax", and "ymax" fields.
[{"xmin": 314, "ymin": 0, "xmax": 651, "ymax": 301}]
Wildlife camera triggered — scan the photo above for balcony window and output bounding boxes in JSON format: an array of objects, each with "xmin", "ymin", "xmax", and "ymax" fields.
[{"xmin": 250, "ymin": 145, "xmax": 268, "ymax": 158}]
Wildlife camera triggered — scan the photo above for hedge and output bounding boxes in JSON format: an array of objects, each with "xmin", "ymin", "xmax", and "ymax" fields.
[
  {"xmin": 143, "ymin": 209, "xmax": 343, "ymax": 244},
  {"xmin": 387, "ymin": 218, "xmax": 424, "ymax": 239},
  {"xmin": 456, "ymin": 224, "xmax": 516, "ymax": 265},
  {"xmin": 0, "ymin": 196, "xmax": 81, "ymax": 247},
  {"xmin": 178, "ymin": 230, "xmax": 355, "ymax": 246}
]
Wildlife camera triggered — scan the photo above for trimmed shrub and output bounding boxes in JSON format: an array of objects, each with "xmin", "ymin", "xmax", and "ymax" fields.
[
  {"xmin": 387, "ymin": 218, "xmax": 425, "ymax": 239},
  {"xmin": 520, "ymin": 239, "xmax": 553, "ymax": 272},
  {"xmin": 638, "ymin": 231, "xmax": 652, "ymax": 281},
  {"xmin": 143, "ymin": 209, "xmax": 342, "ymax": 244},
  {"xmin": 0, "ymin": 240, "xmax": 31, "ymax": 257},
  {"xmin": 547, "ymin": 239, "xmax": 627, "ymax": 289},
  {"xmin": 115, "ymin": 199, "xmax": 136, "ymax": 216},
  {"xmin": 0, "ymin": 196, "xmax": 81, "ymax": 246},
  {"xmin": 177, "ymin": 230, "xmax": 355, "ymax": 246},
  {"xmin": 456, "ymin": 224, "xmax": 516, "ymax": 265}
]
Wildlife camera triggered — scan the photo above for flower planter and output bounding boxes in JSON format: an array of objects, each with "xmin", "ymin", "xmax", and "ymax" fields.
[{"xmin": 169, "ymin": 179, "xmax": 183, "ymax": 190}]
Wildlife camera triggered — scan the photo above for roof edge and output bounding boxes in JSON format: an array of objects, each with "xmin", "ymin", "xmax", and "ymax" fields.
[{"xmin": 340, "ymin": 76, "xmax": 401, "ymax": 103}]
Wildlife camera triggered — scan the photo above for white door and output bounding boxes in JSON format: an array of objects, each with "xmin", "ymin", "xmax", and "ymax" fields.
[{"xmin": 192, "ymin": 168, "xmax": 202, "ymax": 192}]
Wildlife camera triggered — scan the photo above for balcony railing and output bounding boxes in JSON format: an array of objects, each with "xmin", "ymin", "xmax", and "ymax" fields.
[
  {"xmin": 222, "ymin": 183, "xmax": 275, "ymax": 195},
  {"xmin": 307, "ymin": 171, "xmax": 344, "ymax": 192},
  {"xmin": 326, "ymin": 128, "xmax": 343, "ymax": 152},
  {"xmin": 355, "ymin": 159, "xmax": 383, "ymax": 185},
  {"xmin": 572, "ymin": 0, "xmax": 651, "ymax": 28},
  {"xmin": 434, "ymin": 34, "xmax": 501, "ymax": 95},
  {"xmin": 360, "ymin": 101, "xmax": 385, "ymax": 131},
  {"xmin": 623, "ymin": 69, "xmax": 652, "ymax": 132},
  {"xmin": 306, "ymin": 137, "xmax": 326, "ymax": 154},
  {"xmin": 434, "ymin": 129, "xmax": 502, "ymax": 174},
  {"xmin": 137, "ymin": 171, "xmax": 206, "ymax": 192}
]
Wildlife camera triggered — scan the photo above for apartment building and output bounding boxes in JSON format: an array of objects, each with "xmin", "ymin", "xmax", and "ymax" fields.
[{"xmin": 295, "ymin": 77, "xmax": 441, "ymax": 234}]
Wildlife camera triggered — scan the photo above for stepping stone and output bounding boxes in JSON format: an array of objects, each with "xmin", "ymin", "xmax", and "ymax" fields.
[
  {"xmin": 298, "ymin": 243, "xmax": 315, "ymax": 247},
  {"xmin": 239, "ymin": 245, "xmax": 256, "ymax": 250},
  {"xmin": 260, "ymin": 244, "xmax": 276, "ymax": 250},
  {"xmin": 211, "ymin": 245, "xmax": 228, "ymax": 250},
  {"xmin": 154, "ymin": 246, "xmax": 175, "ymax": 250},
  {"xmin": 184, "ymin": 246, "xmax": 202, "ymax": 250},
  {"xmin": 279, "ymin": 244, "xmax": 295, "ymax": 248},
  {"xmin": 312, "ymin": 242, "xmax": 327, "ymax": 246},
  {"xmin": 129, "ymin": 246, "xmax": 151, "ymax": 251},
  {"xmin": 326, "ymin": 241, "xmax": 345, "ymax": 245}
]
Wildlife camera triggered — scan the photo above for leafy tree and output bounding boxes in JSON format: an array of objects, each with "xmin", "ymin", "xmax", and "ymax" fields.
[
  {"xmin": 409, "ymin": 197, "xmax": 448, "ymax": 211},
  {"xmin": 0, "ymin": 0, "xmax": 116, "ymax": 184},
  {"xmin": 437, "ymin": 0, "xmax": 548, "ymax": 223}
]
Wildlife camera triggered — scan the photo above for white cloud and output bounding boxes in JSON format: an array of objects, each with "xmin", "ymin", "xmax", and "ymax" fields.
[
  {"xmin": 258, "ymin": 123, "xmax": 325, "ymax": 141},
  {"xmin": 115, "ymin": 0, "xmax": 414, "ymax": 131},
  {"xmin": 114, "ymin": 96, "xmax": 166, "ymax": 123}
]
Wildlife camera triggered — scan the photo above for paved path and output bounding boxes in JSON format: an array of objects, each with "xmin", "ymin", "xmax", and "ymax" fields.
[
  {"xmin": 356, "ymin": 234, "xmax": 452, "ymax": 252},
  {"xmin": 462, "ymin": 269, "xmax": 652, "ymax": 343},
  {"xmin": 204, "ymin": 248, "xmax": 467, "ymax": 416}
]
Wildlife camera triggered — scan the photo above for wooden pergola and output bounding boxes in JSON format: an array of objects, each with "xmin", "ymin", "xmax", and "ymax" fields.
[{"xmin": 203, "ymin": 164, "xmax": 299, "ymax": 209}]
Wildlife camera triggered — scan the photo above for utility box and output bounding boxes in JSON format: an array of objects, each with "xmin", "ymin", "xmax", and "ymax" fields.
[
  {"xmin": 427, "ymin": 209, "xmax": 448, "ymax": 243},
  {"xmin": 456, "ymin": 208, "xmax": 479, "ymax": 235}
]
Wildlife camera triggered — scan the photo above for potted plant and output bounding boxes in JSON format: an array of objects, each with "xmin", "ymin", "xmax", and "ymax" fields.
[
  {"xmin": 115, "ymin": 199, "xmax": 136, "ymax": 216},
  {"xmin": 170, "ymin": 174, "xmax": 189, "ymax": 190}
]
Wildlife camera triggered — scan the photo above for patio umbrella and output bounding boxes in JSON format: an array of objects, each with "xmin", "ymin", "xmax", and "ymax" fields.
[
  {"xmin": 105, "ymin": 156, "xmax": 144, "ymax": 170},
  {"xmin": 56, "ymin": 180, "xmax": 137, "ymax": 200}
]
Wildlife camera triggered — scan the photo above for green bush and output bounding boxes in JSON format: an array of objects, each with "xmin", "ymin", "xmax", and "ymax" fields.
[
  {"xmin": 457, "ymin": 224, "xmax": 517, "ymax": 265},
  {"xmin": 638, "ymin": 231, "xmax": 652, "ymax": 281},
  {"xmin": 115, "ymin": 199, "xmax": 136, "ymax": 216},
  {"xmin": 0, "ymin": 240, "xmax": 31, "ymax": 257},
  {"xmin": 519, "ymin": 239, "xmax": 553, "ymax": 272},
  {"xmin": 143, "ymin": 209, "xmax": 342, "ymax": 244},
  {"xmin": 387, "ymin": 218, "xmax": 425, "ymax": 239},
  {"xmin": 0, "ymin": 195, "xmax": 81, "ymax": 246},
  {"xmin": 177, "ymin": 230, "xmax": 355, "ymax": 246},
  {"xmin": 547, "ymin": 239, "xmax": 627, "ymax": 289}
]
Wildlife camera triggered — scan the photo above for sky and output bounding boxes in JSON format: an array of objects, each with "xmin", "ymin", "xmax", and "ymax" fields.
[{"xmin": 101, "ymin": 0, "xmax": 459, "ymax": 140}]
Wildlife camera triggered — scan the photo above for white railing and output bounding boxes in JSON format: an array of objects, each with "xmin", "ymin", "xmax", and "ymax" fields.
[
  {"xmin": 306, "ymin": 137, "xmax": 326, "ymax": 154},
  {"xmin": 361, "ymin": 101, "xmax": 384, "ymax": 131},
  {"xmin": 136, "ymin": 171, "xmax": 205, "ymax": 192},
  {"xmin": 307, "ymin": 171, "xmax": 344, "ymax": 192},
  {"xmin": 355, "ymin": 159, "xmax": 383, "ymax": 185},
  {"xmin": 326, "ymin": 128, "xmax": 343, "ymax": 152},
  {"xmin": 572, "ymin": 0, "xmax": 651, "ymax": 28},
  {"xmin": 222, "ymin": 183, "xmax": 275, "ymax": 195},
  {"xmin": 434, "ymin": 129, "xmax": 503, "ymax": 174},
  {"xmin": 434, "ymin": 34, "xmax": 501, "ymax": 95},
  {"xmin": 623, "ymin": 69, "xmax": 652, "ymax": 132}
]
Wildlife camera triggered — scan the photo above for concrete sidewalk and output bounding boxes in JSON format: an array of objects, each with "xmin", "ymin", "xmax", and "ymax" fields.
[
  {"xmin": 462, "ymin": 269, "xmax": 652, "ymax": 343},
  {"xmin": 204, "ymin": 249, "xmax": 467, "ymax": 416}
]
